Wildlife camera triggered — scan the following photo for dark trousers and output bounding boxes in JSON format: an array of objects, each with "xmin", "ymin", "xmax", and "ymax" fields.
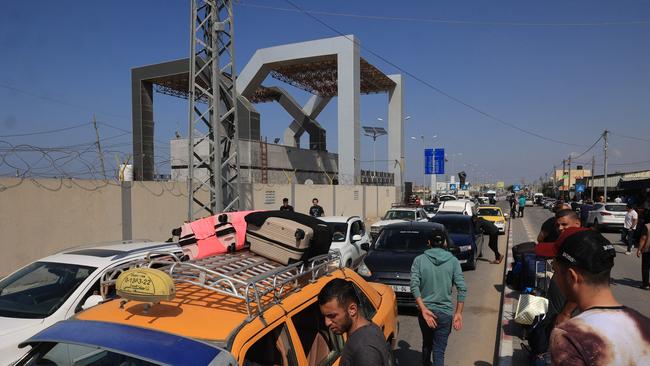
[
  {"xmin": 519, "ymin": 206, "xmax": 525, "ymax": 217},
  {"xmin": 622, "ymin": 228, "xmax": 634, "ymax": 252},
  {"xmin": 488, "ymin": 234, "xmax": 500, "ymax": 259},
  {"xmin": 642, "ymin": 252, "xmax": 650, "ymax": 286},
  {"xmin": 418, "ymin": 311, "xmax": 452, "ymax": 366}
]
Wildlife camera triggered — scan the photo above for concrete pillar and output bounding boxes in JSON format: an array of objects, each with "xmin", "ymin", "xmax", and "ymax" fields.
[
  {"xmin": 132, "ymin": 79, "xmax": 154, "ymax": 181},
  {"xmin": 387, "ymin": 74, "xmax": 404, "ymax": 200},
  {"xmin": 337, "ymin": 37, "xmax": 361, "ymax": 184}
]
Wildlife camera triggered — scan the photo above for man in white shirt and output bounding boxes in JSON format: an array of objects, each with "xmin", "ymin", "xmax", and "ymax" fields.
[
  {"xmin": 614, "ymin": 196, "xmax": 622, "ymax": 203},
  {"xmin": 623, "ymin": 203, "xmax": 638, "ymax": 255}
]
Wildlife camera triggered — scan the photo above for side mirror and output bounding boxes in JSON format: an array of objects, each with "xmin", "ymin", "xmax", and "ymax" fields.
[
  {"xmin": 79, "ymin": 294, "xmax": 104, "ymax": 312},
  {"xmin": 360, "ymin": 243, "xmax": 370, "ymax": 251},
  {"xmin": 352, "ymin": 234, "xmax": 362, "ymax": 242}
]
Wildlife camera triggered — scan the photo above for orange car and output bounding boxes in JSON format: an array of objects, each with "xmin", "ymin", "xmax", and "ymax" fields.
[{"xmin": 17, "ymin": 251, "xmax": 398, "ymax": 366}]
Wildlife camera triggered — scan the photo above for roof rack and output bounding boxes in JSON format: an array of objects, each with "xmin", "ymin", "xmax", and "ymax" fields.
[{"xmin": 101, "ymin": 250, "xmax": 342, "ymax": 319}]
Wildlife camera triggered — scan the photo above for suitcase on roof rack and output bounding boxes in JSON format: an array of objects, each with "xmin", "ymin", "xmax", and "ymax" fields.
[{"xmin": 247, "ymin": 217, "xmax": 314, "ymax": 265}]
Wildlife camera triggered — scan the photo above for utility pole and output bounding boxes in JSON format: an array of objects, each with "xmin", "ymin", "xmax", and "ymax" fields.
[
  {"xmin": 552, "ymin": 165, "xmax": 557, "ymax": 198},
  {"xmin": 603, "ymin": 130, "xmax": 609, "ymax": 203},
  {"xmin": 562, "ymin": 159, "xmax": 566, "ymax": 200},
  {"xmin": 92, "ymin": 114, "xmax": 107, "ymax": 180},
  {"xmin": 566, "ymin": 154, "xmax": 571, "ymax": 201},
  {"xmin": 590, "ymin": 155, "xmax": 595, "ymax": 201}
]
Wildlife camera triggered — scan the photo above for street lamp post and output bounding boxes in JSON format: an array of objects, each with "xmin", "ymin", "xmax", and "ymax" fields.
[{"xmin": 363, "ymin": 126, "xmax": 388, "ymax": 184}]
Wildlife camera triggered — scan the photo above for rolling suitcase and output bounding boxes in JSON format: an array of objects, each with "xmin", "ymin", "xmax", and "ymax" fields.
[{"xmin": 247, "ymin": 217, "xmax": 314, "ymax": 265}]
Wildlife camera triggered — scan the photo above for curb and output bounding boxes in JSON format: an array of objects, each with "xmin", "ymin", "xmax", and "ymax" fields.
[{"xmin": 496, "ymin": 221, "xmax": 516, "ymax": 365}]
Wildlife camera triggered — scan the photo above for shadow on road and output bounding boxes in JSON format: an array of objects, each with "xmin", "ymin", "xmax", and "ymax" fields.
[{"xmin": 394, "ymin": 340, "xmax": 421, "ymax": 366}]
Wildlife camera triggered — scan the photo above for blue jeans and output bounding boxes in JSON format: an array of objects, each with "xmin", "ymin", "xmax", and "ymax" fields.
[{"xmin": 418, "ymin": 311, "xmax": 452, "ymax": 366}]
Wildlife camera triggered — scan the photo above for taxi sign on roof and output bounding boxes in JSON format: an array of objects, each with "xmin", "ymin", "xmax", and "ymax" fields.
[{"xmin": 116, "ymin": 268, "xmax": 175, "ymax": 303}]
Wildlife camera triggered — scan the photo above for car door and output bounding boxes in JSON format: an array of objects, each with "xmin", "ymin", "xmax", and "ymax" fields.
[{"xmin": 348, "ymin": 220, "xmax": 364, "ymax": 266}]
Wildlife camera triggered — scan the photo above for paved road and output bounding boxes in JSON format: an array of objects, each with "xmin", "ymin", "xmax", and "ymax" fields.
[
  {"xmin": 507, "ymin": 205, "xmax": 650, "ymax": 363},
  {"xmin": 395, "ymin": 209, "xmax": 509, "ymax": 366}
]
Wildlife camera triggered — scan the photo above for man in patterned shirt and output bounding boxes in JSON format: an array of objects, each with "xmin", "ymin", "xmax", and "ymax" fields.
[{"xmin": 549, "ymin": 229, "xmax": 650, "ymax": 365}]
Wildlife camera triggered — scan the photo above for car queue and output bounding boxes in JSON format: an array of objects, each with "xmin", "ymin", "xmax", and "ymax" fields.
[{"xmin": 4, "ymin": 198, "xmax": 502, "ymax": 366}]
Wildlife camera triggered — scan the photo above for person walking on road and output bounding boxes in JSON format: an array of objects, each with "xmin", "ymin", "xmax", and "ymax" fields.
[
  {"xmin": 623, "ymin": 203, "xmax": 638, "ymax": 255},
  {"xmin": 472, "ymin": 215, "xmax": 503, "ymax": 264},
  {"xmin": 318, "ymin": 278, "xmax": 391, "ymax": 366},
  {"xmin": 509, "ymin": 195, "xmax": 518, "ymax": 219},
  {"xmin": 636, "ymin": 211, "xmax": 650, "ymax": 290},
  {"xmin": 518, "ymin": 195, "xmax": 526, "ymax": 217},
  {"xmin": 549, "ymin": 229, "xmax": 650, "ymax": 365},
  {"xmin": 279, "ymin": 197, "xmax": 294, "ymax": 212},
  {"xmin": 410, "ymin": 231, "xmax": 466, "ymax": 366},
  {"xmin": 309, "ymin": 198, "xmax": 325, "ymax": 217}
]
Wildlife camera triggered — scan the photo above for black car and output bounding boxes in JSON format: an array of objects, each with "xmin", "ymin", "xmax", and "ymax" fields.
[
  {"xmin": 429, "ymin": 215, "xmax": 484, "ymax": 270},
  {"xmin": 357, "ymin": 222, "xmax": 456, "ymax": 306}
]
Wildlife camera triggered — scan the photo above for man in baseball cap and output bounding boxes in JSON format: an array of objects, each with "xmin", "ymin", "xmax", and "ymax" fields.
[{"xmin": 549, "ymin": 229, "xmax": 650, "ymax": 365}]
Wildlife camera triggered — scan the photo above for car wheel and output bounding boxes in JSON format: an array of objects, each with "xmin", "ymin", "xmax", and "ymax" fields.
[{"xmin": 466, "ymin": 252, "xmax": 477, "ymax": 270}]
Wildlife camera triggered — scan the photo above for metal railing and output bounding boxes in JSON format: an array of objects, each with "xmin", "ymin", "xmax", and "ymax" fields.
[{"xmin": 101, "ymin": 250, "xmax": 342, "ymax": 319}]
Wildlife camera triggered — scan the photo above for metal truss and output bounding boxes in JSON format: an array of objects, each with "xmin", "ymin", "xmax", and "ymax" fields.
[{"xmin": 187, "ymin": 0, "xmax": 240, "ymax": 219}]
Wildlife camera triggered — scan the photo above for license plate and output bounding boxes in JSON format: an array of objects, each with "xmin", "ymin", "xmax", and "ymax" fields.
[{"xmin": 390, "ymin": 285, "xmax": 410, "ymax": 293}]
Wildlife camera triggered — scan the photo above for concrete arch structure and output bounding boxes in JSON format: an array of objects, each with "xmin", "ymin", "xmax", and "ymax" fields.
[{"xmin": 236, "ymin": 35, "xmax": 404, "ymax": 187}]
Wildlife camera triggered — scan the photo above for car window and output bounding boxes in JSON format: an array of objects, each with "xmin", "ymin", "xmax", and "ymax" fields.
[
  {"xmin": 605, "ymin": 205, "xmax": 627, "ymax": 212},
  {"xmin": 358, "ymin": 221, "xmax": 366, "ymax": 236},
  {"xmin": 330, "ymin": 223, "xmax": 348, "ymax": 242},
  {"xmin": 350, "ymin": 221, "xmax": 361, "ymax": 239},
  {"xmin": 383, "ymin": 210, "xmax": 416, "ymax": 221},
  {"xmin": 430, "ymin": 219, "xmax": 472, "ymax": 235},
  {"xmin": 23, "ymin": 342, "xmax": 159, "ymax": 365},
  {"xmin": 375, "ymin": 229, "xmax": 432, "ymax": 252},
  {"xmin": 351, "ymin": 282, "xmax": 377, "ymax": 320},
  {"xmin": 594, "ymin": 204, "xmax": 604, "ymax": 210},
  {"xmin": 478, "ymin": 208, "xmax": 501, "ymax": 216},
  {"xmin": 0, "ymin": 262, "xmax": 96, "ymax": 318},
  {"xmin": 290, "ymin": 302, "xmax": 343, "ymax": 366},
  {"xmin": 243, "ymin": 323, "xmax": 297, "ymax": 366}
]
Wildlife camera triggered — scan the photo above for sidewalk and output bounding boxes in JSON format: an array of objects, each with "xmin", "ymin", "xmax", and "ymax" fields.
[{"xmin": 496, "ymin": 216, "xmax": 540, "ymax": 366}]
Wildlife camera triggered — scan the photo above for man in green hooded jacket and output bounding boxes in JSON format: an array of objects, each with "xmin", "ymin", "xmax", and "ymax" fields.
[{"xmin": 410, "ymin": 231, "xmax": 467, "ymax": 366}]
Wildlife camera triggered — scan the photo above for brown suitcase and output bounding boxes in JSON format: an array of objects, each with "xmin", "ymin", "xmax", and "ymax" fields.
[{"xmin": 247, "ymin": 217, "xmax": 314, "ymax": 265}]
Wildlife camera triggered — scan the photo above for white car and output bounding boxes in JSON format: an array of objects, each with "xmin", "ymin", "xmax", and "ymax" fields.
[
  {"xmin": 435, "ymin": 199, "xmax": 477, "ymax": 216},
  {"xmin": 320, "ymin": 216, "xmax": 371, "ymax": 268},
  {"xmin": 0, "ymin": 240, "xmax": 183, "ymax": 365},
  {"xmin": 370, "ymin": 207, "xmax": 429, "ymax": 240},
  {"xmin": 586, "ymin": 203, "xmax": 628, "ymax": 231}
]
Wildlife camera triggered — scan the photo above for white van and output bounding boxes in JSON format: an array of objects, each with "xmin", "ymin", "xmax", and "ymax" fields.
[{"xmin": 436, "ymin": 199, "xmax": 477, "ymax": 216}]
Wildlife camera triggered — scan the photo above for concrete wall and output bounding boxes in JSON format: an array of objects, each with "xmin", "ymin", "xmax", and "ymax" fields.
[{"xmin": 1, "ymin": 177, "xmax": 396, "ymax": 275}]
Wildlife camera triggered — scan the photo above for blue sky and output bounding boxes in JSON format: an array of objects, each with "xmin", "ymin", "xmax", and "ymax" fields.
[{"xmin": 1, "ymin": 0, "xmax": 649, "ymax": 184}]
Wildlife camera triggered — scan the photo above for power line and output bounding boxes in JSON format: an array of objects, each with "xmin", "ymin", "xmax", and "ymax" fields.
[
  {"xmin": 241, "ymin": 2, "xmax": 650, "ymax": 27},
  {"xmin": 0, "ymin": 122, "xmax": 90, "ymax": 138},
  {"xmin": 569, "ymin": 133, "xmax": 603, "ymax": 160},
  {"xmin": 282, "ymin": 0, "xmax": 586, "ymax": 148},
  {"xmin": 609, "ymin": 132, "xmax": 650, "ymax": 143}
]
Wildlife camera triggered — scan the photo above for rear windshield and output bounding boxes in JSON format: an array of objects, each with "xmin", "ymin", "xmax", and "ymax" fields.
[
  {"xmin": 423, "ymin": 205, "xmax": 438, "ymax": 213},
  {"xmin": 430, "ymin": 219, "xmax": 472, "ymax": 235},
  {"xmin": 478, "ymin": 208, "xmax": 501, "ymax": 216},
  {"xmin": 375, "ymin": 229, "xmax": 434, "ymax": 252},
  {"xmin": 383, "ymin": 210, "xmax": 416, "ymax": 221},
  {"xmin": 605, "ymin": 205, "xmax": 627, "ymax": 212}
]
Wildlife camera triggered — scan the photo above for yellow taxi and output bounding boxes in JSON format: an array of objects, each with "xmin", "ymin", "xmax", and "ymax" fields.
[
  {"xmin": 15, "ymin": 251, "xmax": 398, "ymax": 366},
  {"xmin": 477, "ymin": 206, "xmax": 507, "ymax": 234}
]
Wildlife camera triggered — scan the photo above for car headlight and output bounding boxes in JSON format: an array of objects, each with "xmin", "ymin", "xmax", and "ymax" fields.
[
  {"xmin": 496, "ymin": 220, "xmax": 505, "ymax": 225},
  {"xmin": 370, "ymin": 226, "xmax": 380, "ymax": 233},
  {"xmin": 357, "ymin": 261, "xmax": 372, "ymax": 277},
  {"xmin": 459, "ymin": 245, "xmax": 472, "ymax": 252}
]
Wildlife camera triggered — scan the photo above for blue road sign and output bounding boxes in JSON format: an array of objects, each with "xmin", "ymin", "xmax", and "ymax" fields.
[
  {"xmin": 576, "ymin": 184, "xmax": 585, "ymax": 193},
  {"xmin": 513, "ymin": 184, "xmax": 521, "ymax": 192},
  {"xmin": 450, "ymin": 183, "xmax": 457, "ymax": 190},
  {"xmin": 461, "ymin": 184, "xmax": 469, "ymax": 190},
  {"xmin": 434, "ymin": 148, "xmax": 445, "ymax": 174},
  {"xmin": 424, "ymin": 149, "xmax": 434, "ymax": 174}
]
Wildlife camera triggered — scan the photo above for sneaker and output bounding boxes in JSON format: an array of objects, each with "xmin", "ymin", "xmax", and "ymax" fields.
[{"xmin": 625, "ymin": 251, "xmax": 632, "ymax": 255}]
